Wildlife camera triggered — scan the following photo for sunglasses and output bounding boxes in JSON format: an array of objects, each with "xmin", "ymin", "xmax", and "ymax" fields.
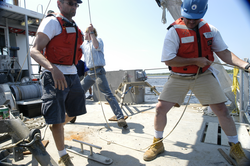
[
  {"xmin": 186, "ymin": 18, "xmax": 200, "ymax": 21},
  {"xmin": 65, "ymin": 1, "xmax": 79, "ymax": 7}
]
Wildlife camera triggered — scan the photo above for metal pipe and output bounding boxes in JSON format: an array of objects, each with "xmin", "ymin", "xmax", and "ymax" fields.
[
  {"xmin": 239, "ymin": 69, "xmax": 244, "ymax": 122},
  {"xmin": 23, "ymin": 0, "xmax": 26, "ymax": 8},
  {"xmin": 37, "ymin": 4, "xmax": 43, "ymax": 14},
  {"xmin": 23, "ymin": 15, "xmax": 32, "ymax": 79},
  {"xmin": 5, "ymin": 18, "xmax": 10, "ymax": 55}
]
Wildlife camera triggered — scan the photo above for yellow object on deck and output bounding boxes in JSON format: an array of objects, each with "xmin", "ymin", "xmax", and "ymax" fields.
[{"xmin": 232, "ymin": 67, "xmax": 240, "ymax": 114}]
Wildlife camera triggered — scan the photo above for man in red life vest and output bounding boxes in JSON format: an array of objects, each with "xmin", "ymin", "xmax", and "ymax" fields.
[
  {"xmin": 30, "ymin": 1, "xmax": 86, "ymax": 165},
  {"xmin": 143, "ymin": 0, "xmax": 250, "ymax": 165}
]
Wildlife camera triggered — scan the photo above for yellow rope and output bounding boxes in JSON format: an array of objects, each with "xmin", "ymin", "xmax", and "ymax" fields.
[{"xmin": 232, "ymin": 67, "xmax": 240, "ymax": 114}]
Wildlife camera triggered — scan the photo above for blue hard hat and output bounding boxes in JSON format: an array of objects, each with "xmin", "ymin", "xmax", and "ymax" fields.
[
  {"xmin": 77, "ymin": 0, "xmax": 82, "ymax": 3},
  {"xmin": 181, "ymin": 0, "xmax": 208, "ymax": 19}
]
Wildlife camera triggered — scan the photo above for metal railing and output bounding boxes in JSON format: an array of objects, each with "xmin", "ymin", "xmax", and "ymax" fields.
[{"xmin": 239, "ymin": 58, "xmax": 250, "ymax": 123}]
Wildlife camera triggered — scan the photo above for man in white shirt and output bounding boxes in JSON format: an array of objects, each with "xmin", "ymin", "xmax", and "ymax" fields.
[
  {"xmin": 80, "ymin": 24, "xmax": 128, "ymax": 128},
  {"xmin": 30, "ymin": 1, "xmax": 86, "ymax": 165}
]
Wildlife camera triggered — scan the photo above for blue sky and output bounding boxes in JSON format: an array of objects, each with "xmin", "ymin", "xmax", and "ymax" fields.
[{"xmin": 24, "ymin": 0, "xmax": 250, "ymax": 73}]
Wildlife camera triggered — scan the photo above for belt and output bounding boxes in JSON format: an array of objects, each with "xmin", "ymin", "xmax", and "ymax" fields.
[
  {"xmin": 170, "ymin": 71, "xmax": 212, "ymax": 80},
  {"xmin": 89, "ymin": 66, "xmax": 103, "ymax": 71},
  {"xmin": 170, "ymin": 74, "xmax": 197, "ymax": 80}
]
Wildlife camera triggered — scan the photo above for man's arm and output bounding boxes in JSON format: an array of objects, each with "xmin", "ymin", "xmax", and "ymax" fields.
[
  {"xmin": 88, "ymin": 24, "xmax": 99, "ymax": 49},
  {"xmin": 30, "ymin": 32, "xmax": 67, "ymax": 90},
  {"xmin": 215, "ymin": 49, "xmax": 249, "ymax": 71},
  {"xmin": 164, "ymin": 56, "xmax": 212, "ymax": 68}
]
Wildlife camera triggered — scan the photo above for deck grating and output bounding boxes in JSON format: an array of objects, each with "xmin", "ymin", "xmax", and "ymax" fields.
[{"xmin": 202, "ymin": 122, "xmax": 250, "ymax": 149}]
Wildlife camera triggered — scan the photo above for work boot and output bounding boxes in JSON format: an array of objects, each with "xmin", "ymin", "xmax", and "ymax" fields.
[
  {"xmin": 143, "ymin": 137, "xmax": 164, "ymax": 161},
  {"xmin": 229, "ymin": 142, "xmax": 249, "ymax": 166},
  {"xmin": 58, "ymin": 153, "xmax": 74, "ymax": 166},
  {"xmin": 86, "ymin": 94, "xmax": 93, "ymax": 99},
  {"xmin": 117, "ymin": 118, "xmax": 127, "ymax": 128}
]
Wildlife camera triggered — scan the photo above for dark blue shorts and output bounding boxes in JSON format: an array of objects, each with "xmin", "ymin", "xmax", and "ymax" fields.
[{"xmin": 41, "ymin": 72, "xmax": 86, "ymax": 124}]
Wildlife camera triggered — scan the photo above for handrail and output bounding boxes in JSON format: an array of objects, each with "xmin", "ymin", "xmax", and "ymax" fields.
[
  {"xmin": 17, "ymin": 0, "xmax": 25, "ymax": 8},
  {"xmin": 37, "ymin": 4, "xmax": 43, "ymax": 14}
]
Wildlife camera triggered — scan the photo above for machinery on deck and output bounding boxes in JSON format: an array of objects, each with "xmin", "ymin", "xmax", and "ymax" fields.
[{"xmin": 0, "ymin": 1, "xmax": 57, "ymax": 165}]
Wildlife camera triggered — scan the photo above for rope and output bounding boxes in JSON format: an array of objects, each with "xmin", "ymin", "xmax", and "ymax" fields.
[
  {"xmin": 0, "ymin": 139, "xmax": 29, "ymax": 150},
  {"xmin": 87, "ymin": 0, "xmax": 92, "ymax": 24},
  {"xmin": 97, "ymin": 68, "xmax": 201, "ymax": 152},
  {"xmin": 232, "ymin": 67, "xmax": 240, "ymax": 114},
  {"xmin": 96, "ymin": 61, "xmax": 249, "ymax": 151},
  {"xmin": 87, "ymin": 0, "xmax": 111, "ymax": 129},
  {"xmin": 212, "ymin": 61, "xmax": 249, "ymax": 72}
]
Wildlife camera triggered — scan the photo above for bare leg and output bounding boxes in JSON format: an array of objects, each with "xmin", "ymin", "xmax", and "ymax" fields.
[
  {"xmin": 89, "ymin": 87, "xmax": 92, "ymax": 95},
  {"xmin": 50, "ymin": 123, "xmax": 65, "ymax": 151},
  {"xmin": 210, "ymin": 103, "xmax": 237, "ymax": 136},
  {"xmin": 63, "ymin": 114, "xmax": 75, "ymax": 125},
  {"xmin": 154, "ymin": 100, "xmax": 175, "ymax": 131}
]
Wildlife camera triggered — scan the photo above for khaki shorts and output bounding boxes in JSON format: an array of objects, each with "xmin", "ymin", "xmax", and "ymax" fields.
[{"xmin": 159, "ymin": 71, "xmax": 227, "ymax": 107}]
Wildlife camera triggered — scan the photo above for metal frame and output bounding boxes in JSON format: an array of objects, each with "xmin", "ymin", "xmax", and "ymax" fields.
[{"xmin": 66, "ymin": 139, "xmax": 113, "ymax": 165}]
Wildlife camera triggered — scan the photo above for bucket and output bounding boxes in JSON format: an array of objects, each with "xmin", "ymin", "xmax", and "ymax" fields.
[{"xmin": 0, "ymin": 105, "xmax": 10, "ymax": 120}]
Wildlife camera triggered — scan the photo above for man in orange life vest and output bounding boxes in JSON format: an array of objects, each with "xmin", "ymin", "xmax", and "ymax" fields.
[
  {"xmin": 143, "ymin": 0, "xmax": 250, "ymax": 165},
  {"xmin": 30, "ymin": 0, "xmax": 86, "ymax": 165}
]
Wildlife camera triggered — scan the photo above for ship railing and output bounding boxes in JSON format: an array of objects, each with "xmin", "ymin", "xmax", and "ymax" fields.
[
  {"xmin": 238, "ymin": 58, "xmax": 250, "ymax": 124},
  {"xmin": 143, "ymin": 67, "xmax": 195, "ymax": 97},
  {"xmin": 143, "ymin": 68, "xmax": 168, "ymax": 97},
  {"xmin": 17, "ymin": 0, "xmax": 44, "ymax": 14},
  {"xmin": 143, "ymin": 64, "xmax": 250, "ymax": 125}
]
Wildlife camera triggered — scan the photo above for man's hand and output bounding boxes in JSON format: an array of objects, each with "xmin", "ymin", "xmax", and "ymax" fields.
[
  {"xmin": 165, "ymin": 56, "xmax": 212, "ymax": 67},
  {"xmin": 87, "ymin": 24, "xmax": 94, "ymax": 32},
  {"xmin": 195, "ymin": 57, "xmax": 213, "ymax": 68},
  {"xmin": 51, "ymin": 65, "xmax": 67, "ymax": 90}
]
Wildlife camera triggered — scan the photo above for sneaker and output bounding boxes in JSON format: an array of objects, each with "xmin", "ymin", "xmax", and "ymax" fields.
[
  {"xmin": 229, "ymin": 142, "xmax": 249, "ymax": 166},
  {"xmin": 58, "ymin": 154, "xmax": 74, "ymax": 166},
  {"xmin": 86, "ymin": 94, "xmax": 93, "ymax": 99},
  {"xmin": 70, "ymin": 117, "xmax": 76, "ymax": 123},
  {"xmin": 143, "ymin": 137, "xmax": 164, "ymax": 161},
  {"xmin": 117, "ymin": 118, "xmax": 127, "ymax": 128}
]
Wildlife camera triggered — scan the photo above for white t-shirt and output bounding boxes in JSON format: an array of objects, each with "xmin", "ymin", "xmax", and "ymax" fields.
[
  {"xmin": 38, "ymin": 16, "xmax": 77, "ymax": 74},
  {"xmin": 161, "ymin": 24, "xmax": 228, "ymax": 62}
]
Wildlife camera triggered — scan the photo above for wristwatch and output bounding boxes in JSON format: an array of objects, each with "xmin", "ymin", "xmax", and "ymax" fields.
[{"xmin": 245, "ymin": 63, "xmax": 250, "ymax": 73}]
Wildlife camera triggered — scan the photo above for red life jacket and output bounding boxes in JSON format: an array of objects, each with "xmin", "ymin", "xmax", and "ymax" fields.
[
  {"xmin": 45, "ymin": 14, "xmax": 83, "ymax": 65},
  {"xmin": 168, "ymin": 17, "xmax": 214, "ymax": 74}
]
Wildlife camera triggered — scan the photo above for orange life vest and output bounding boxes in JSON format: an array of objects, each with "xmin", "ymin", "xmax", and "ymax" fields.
[
  {"xmin": 168, "ymin": 17, "xmax": 214, "ymax": 74},
  {"xmin": 45, "ymin": 14, "xmax": 83, "ymax": 65}
]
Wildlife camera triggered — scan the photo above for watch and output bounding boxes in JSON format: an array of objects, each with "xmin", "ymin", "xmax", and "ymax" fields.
[{"xmin": 245, "ymin": 63, "xmax": 250, "ymax": 72}]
